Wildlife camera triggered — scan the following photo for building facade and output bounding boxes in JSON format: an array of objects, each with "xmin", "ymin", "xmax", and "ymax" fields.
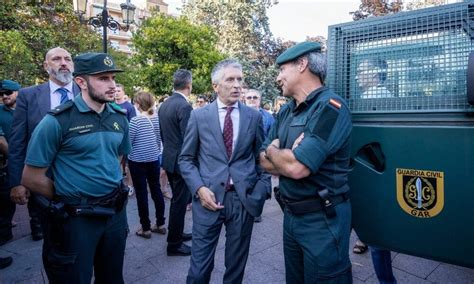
[{"xmin": 87, "ymin": 0, "xmax": 169, "ymax": 54}]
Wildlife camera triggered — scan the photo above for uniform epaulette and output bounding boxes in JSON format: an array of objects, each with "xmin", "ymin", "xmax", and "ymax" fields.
[
  {"xmin": 109, "ymin": 103, "xmax": 127, "ymax": 115},
  {"xmin": 48, "ymin": 100, "xmax": 74, "ymax": 116}
]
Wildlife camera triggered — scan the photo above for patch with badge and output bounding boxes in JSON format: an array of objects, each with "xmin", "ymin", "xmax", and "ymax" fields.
[
  {"xmin": 396, "ymin": 168, "xmax": 444, "ymax": 218},
  {"xmin": 104, "ymin": 56, "xmax": 114, "ymax": 67}
]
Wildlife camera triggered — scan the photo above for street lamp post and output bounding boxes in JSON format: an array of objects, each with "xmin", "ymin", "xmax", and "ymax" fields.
[{"xmin": 74, "ymin": 0, "xmax": 136, "ymax": 53}]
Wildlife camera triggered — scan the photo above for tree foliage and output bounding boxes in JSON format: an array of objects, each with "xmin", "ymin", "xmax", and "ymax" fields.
[
  {"xmin": 0, "ymin": 1, "xmax": 102, "ymax": 86},
  {"xmin": 405, "ymin": 0, "xmax": 446, "ymax": 11},
  {"xmin": 350, "ymin": 0, "xmax": 446, "ymax": 21},
  {"xmin": 182, "ymin": 0, "xmax": 283, "ymax": 101},
  {"xmin": 131, "ymin": 14, "xmax": 224, "ymax": 96},
  {"xmin": 350, "ymin": 0, "xmax": 403, "ymax": 21}
]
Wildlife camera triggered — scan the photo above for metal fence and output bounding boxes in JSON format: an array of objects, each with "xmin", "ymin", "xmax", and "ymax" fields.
[{"xmin": 327, "ymin": 1, "xmax": 474, "ymax": 113}]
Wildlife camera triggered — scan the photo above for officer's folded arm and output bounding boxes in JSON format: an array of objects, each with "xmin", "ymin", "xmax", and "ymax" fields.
[
  {"xmin": 21, "ymin": 165, "xmax": 54, "ymax": 200},
  {"xmin": 259, "ymin": 151, "xmax": 279, "ymax": 175},
  {"xmin": 264, "ymin": 145, "xmax": 310, "ymax": 180}
]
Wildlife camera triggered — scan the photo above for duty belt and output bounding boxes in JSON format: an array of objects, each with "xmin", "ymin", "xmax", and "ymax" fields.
[
  {"xmin": 35, "ymin": 182, "xmax": 129, "ymax": 218},
  {"xmin": 281, "ymin": 192, "xmax": 349, "ymax": 216}
]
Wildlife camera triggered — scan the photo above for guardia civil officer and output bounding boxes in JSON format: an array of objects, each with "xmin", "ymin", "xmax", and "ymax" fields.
[
  {"xmin": 0, "ymin": 79, "xmax": 21, "ymax": 270},
  {"xmin": 21, "ymin": 53, "xmax": 131, "ymax": 283},
  {"xmin": 260, "ymin": 42, "xmax": 353, "ymax": 283}
]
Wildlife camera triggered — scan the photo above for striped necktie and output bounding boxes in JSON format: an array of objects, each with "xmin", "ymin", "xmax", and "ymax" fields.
[{"xmin": 57, "ymin": 88, "xmax": 70, "ymax": 104}]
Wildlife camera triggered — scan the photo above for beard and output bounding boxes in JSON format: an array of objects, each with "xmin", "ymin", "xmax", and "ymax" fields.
[
  {"xmin": 2, "ymin": 97, "xmax": 15, "ymax": 108},
  {"xmin": 47, "ymin": 66, "xmax": 73, "ymax": 84},
  {"xmin": 87, "ymin": 81, "xmax": 114, "ymax": 104}
]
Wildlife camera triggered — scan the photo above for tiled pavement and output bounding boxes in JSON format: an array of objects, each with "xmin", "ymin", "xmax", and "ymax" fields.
[{"xmin": 1, "ymin": 196, "xmax": 473, "ymax": 283}]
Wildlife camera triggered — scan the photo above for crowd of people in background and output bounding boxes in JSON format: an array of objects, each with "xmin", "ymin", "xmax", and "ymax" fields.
[{"xmin": 0, "ymin": 42, "xmax": 397, "ymax": 284}]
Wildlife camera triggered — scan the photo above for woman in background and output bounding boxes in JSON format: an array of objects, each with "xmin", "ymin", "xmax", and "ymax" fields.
[{"xmin": 128, "ymin": 91, "xmax": 166, "ymax": 238}]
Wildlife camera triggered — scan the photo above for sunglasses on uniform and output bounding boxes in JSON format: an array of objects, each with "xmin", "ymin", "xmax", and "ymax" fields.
[
  {"xmin": 246, "ymin": 96, "xmax": 259, "ymax": 100},
  {"xmin": 0, "ymin": 90, "xmax": 13, "ymax": 96}
]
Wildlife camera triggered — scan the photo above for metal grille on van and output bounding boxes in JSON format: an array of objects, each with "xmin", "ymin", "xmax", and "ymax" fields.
[{"xmin": 327, "ymin": 2, "xmax": 474, "ymax": 113}]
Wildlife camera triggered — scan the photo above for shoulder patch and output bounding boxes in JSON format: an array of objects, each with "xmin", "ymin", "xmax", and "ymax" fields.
[
  {"xmin": 48, "ymin": 100, "xmax": 74, "ymax": 116},
  {"xmin": 311, "ymin": 103, "xmax": 340, "ymax": 141},
  {"xmin": 329, "ymin": 98, "xmax": 341, "ymax": 109},
  {"xmin": 110, "ymin": 103, "xmax": 127, "ymax": 115}
]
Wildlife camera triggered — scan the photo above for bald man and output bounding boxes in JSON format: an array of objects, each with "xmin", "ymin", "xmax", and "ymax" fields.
[{"xmin": 8, "ymin": 47, "xmax": 81, "ymax": 241}]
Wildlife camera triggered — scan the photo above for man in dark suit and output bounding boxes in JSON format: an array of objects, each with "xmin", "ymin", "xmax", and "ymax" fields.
[
  {"xmin": 158, "ymin": 69, "xmax": 193, "ymax": 256},
  {"xmin": 9, "ymin": 47, "xmax": 79, "ymax": 241},
  {"xmin": 179, "ymin": 59, "xmax": 271, "ymax": 283}
]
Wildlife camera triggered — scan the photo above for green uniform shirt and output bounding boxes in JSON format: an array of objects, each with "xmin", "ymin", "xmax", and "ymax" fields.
[
  {"xmin": 263, "ymin": 86, "xmax": 352, "ymax": 201},
  {"xmin": 25, "ymin": 95, "xmax": 131, "ymax": 201},
  {"xmin": 0, "ymin": 105, "xmax": 14, "ymax": 142}
]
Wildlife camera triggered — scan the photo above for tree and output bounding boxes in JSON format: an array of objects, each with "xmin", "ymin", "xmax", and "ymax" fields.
[
  {"xmin": 182, "ymin": 0, "xmax": 283, "ymax": 101},
  {"xmin": 350, "ymin": 0, "xmax": 403, "ymax": 21},
  {"xmin": 405, "ymin": 0, "xmax": 446, "ymax": 11},
  {"xmin": 350, "ymin": 0, "xmax": 446, "ymax": 21},
  {"xmin": 132, "ymin": 14, "xmax": 224, "ymax": 96},
  {"xmin": 0, "ymin": 1, "xmax": 102, "ymax": 86}
]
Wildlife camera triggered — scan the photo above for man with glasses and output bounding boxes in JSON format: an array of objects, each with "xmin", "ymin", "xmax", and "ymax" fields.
[
  {"xmin": 195, "ymin": 95, "xmax": 208, "ymax": 108},
  {"xmin": 244, "ymin": 89, "xmax": 274, "ymax": 223},
  {"xmin": 0, "ymin": 79, "xmax": 21, "ymax": 269},
  {"xmin": 244, "ymin": 89, "xmax": 274, "ymax": 137}
]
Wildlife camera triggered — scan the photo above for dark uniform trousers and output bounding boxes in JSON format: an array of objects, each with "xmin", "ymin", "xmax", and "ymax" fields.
[
  {"xmin": 283, "ymin": 200, "xmax": 353, "ymax": 284},
  {"xmin": 166, "ymin": 171, "xmax": 191, "ymax": 248},
  {"xmin": 42, "ymin": 205, "xmax": 128, "ymax": 284},
  {"xmin": 0, "ymin": 173, "xmax": 15, "ymax": 243}
]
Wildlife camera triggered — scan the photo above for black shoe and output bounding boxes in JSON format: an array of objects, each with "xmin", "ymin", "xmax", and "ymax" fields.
[
  {"xmin": 0, "ymin": 234, "xmax": 13, "ymax": 246},
  {"xmin": 32, "ymin": 232, "xmax": 43, "ymax": 241},
  {"xmin": 167, "ymin": 243, "xmax": 191, "ymax": 256},
  {"xmin": 182, "ymin": 232, "xmax": 192, "ymax": 242},
  {"xmin": 0, "ymin": 257, "xmax": 12, "ymax": 269}
]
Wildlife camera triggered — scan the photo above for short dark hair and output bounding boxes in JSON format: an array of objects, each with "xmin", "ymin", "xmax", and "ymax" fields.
[
  {"xmin": 173, "ymin": 69, "xmax": 192, "ymax": 90},
  {"xmin": 197, "ymin": 95, "xmax": 208, "ymax": 102}
]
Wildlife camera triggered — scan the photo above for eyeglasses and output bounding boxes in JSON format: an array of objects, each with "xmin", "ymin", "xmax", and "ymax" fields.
[
  {"xmin": 246, "ymin": 96, "xmax": 259, "ymax": 100},
  {"xmin": 0, "ymin": 90, "xmax": 13, "ymax": 96}
]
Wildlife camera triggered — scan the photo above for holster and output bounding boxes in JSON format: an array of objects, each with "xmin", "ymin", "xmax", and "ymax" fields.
[
  {"xmin": 86, "ymin": 182, "xmax": 129, "ymax": 213},
  {"xmin": 34, "ymin": 194, "xmax": 69, "ymax": 221},
  {"xmin": 273, "ymin": 186, "xmax": 286, "ymax": 212}
]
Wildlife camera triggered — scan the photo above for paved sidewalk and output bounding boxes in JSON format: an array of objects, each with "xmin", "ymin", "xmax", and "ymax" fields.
[{"xmin": 1, "ymin": 196, "xmax": 473, "ymax": 283}]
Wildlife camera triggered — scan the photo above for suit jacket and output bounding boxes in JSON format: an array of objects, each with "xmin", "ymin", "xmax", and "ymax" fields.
[
  {"xmin": 8, "ymin": 81, "xmax": 80, "ymax": 188},
  {"xmin": 179, "ymin": 101, "xmax": 271, "ymax": 225},
  {"xmin": 158, "ymin": 92, "xmax": 193, "ymax": 174}
]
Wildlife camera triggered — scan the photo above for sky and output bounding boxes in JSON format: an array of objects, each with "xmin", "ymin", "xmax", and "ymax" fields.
[{"xmin": 129, "ymin": 0, "xmax": 361, "ymax": 41}]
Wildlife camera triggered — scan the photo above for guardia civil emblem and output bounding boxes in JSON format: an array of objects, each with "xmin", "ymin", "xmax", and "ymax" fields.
[
  {"xmin": 396, "ymin": 168, "xmax": 444, "ymax": 218},
  {"xmin": 104, "ymin": 56, "xmax": 114, "ymax": 67}
]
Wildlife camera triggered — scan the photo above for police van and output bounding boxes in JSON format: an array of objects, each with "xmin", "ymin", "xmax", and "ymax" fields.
[{"xmin": 326, "ymin": 1, "xmax": 474, "ymax": 268}]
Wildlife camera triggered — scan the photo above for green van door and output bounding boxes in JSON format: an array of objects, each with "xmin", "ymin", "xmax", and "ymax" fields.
[{"xmin": 327, "ymin": 1, "xmax": 474, "ymax": 268}]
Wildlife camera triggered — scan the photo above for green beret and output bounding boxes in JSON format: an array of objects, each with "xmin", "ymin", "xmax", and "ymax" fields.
[
  {"xmin": 0, "ymin": 80, "xmax": 21, "ymax": 91},
  {"xmin": 73, "ymin": 53, "xmax": 123, "ymax": 76},
  {"xmin": 276, "ymin": 42, "xmax": 322, "ymax": 65}
]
